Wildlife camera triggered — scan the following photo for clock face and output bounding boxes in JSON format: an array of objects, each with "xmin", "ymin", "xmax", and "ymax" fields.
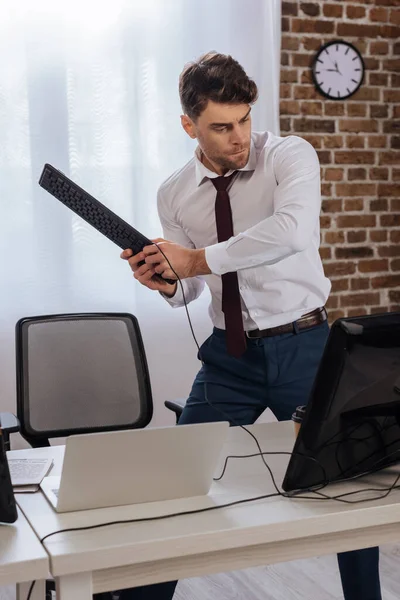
[{"xmin": 311, "ymin": 41, "xmax": 365, "ymax": 100}]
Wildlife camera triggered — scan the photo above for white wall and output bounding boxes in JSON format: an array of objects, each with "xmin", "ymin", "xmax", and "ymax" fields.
[{"xmin": 0, "ymin": 0, "xmax": 281, "ymax": 447}]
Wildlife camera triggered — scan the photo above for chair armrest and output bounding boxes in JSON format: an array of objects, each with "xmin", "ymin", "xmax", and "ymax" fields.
[
  {"xmin": 0, "ymin": 413, "xmax": 20, "ymax": 434},
  {"xmin": 164, "ymin": 399, "xmax": 186, "ymax": 423}
]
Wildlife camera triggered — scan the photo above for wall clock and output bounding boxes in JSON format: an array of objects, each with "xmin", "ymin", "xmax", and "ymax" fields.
[{"xmin": 311, "ymin": 40, "xmax": 365, "ymax": 100}]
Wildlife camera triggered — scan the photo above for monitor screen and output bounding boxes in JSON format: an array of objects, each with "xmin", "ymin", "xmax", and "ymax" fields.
[{"xmin": 282, "ymin": 312, "xmax": 400, "ymax": 492}]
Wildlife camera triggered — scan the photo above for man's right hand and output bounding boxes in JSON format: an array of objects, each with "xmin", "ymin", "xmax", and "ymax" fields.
[{"xmin": 120, "ymin": 249, "xmax": 177, "ymax": 297}]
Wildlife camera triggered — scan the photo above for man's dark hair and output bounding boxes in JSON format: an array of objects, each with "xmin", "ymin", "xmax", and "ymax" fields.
[{"xmin": 179, "ymin": 52, "xmax": 258, "ymax": 121}]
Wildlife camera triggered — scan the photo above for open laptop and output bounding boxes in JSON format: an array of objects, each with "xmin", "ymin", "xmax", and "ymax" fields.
[{"xmin": 40, "ymin": 421, "xmax": 229, "ymax": 512}]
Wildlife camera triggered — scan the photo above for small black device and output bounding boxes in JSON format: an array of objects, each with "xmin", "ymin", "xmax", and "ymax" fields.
[
  {"xmin": 38, "ymin": 164, "xmax": 175, "ymax": 286},
  {"xmin": 283, "ymin": 312, "xmax": 400, "ymax": 491},
  {"xmin": 0, "ymin": 428, "xmax": 18, "ymax": 524}
]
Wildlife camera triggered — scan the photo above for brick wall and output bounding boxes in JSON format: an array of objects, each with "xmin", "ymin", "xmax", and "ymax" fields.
[{"xmin": 280, "ymin": 0, "xmax": 400, "ymax": 321}]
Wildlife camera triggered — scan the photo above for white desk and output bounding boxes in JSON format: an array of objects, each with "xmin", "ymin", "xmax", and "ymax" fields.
[
  {"xmin": 0, "ymin": 506, "xmax": 49, "ymax": 600},
  {"xmin": 13, "ymin": 421, "xmax": 400, "ymax": 600}
]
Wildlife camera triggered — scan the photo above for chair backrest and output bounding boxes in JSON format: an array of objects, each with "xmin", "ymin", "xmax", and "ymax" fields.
[{"xmin": 15, "ymin": 313, "xmax": 153, "ymax": 446}]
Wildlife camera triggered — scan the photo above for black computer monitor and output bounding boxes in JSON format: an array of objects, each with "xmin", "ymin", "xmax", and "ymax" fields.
[
  {"xmin": 282, "ymin": 312, "xmax": 400, "ymax": 492},
  {"xmin": 0, "ymin": 427, "xmax": 17, "ymax": 524}
]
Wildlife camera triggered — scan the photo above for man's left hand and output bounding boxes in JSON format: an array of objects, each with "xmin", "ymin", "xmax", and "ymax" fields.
[{"xmin": 143, "ymin": 239, "xmax": 211, "ymax": 280}]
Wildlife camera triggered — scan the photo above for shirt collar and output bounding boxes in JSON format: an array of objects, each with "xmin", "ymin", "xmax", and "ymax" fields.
[{"xmin": 194, "ymin": 137, "xmax": 257, "ymax": 187}]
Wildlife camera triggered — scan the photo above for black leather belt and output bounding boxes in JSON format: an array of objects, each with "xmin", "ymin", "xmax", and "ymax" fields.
[{"xmin": 246, "ymin": 307, "xmax": 327, "ymax": 339}]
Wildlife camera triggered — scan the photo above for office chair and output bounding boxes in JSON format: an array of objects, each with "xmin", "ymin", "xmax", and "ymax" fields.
[
  {"xmin": 12, "ymin": 312, "xmax": 154, "ymax": 600},
  {"xmin": 164, "ymin": 399, "xmax": 186, "ymax": 423},
  {"xmin": 15, "ymin": 312, "xmax": 153, "ymax": 447}
]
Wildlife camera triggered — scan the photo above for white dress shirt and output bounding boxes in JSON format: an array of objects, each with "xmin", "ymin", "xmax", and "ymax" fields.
[{"xmin": 157, "ymin": 131, "xmax": 331, "ymax": 331}]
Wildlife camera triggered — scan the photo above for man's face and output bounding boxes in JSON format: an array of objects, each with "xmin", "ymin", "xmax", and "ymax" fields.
[{"xmin": 181, "ymin": 101, "xmax": 252, "ymax": 173}]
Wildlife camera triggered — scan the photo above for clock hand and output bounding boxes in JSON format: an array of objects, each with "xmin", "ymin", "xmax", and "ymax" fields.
[{"xmin": 334, "ymin": 61, "xmax": 343, "ymax": 75}]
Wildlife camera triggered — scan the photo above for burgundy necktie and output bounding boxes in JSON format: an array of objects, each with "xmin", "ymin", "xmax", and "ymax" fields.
[{"xmin": 211, "ymin": 173, "xmax": 247, "ymax": 358}]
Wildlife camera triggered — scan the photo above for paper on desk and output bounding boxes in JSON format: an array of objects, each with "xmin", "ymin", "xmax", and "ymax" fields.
[{"xmin": 8, "ymin": 457, "xmax": 53, "ymax": 488}]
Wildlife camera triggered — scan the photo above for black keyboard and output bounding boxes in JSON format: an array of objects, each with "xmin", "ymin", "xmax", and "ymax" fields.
[{"xmin": 38, "ymin": 164, "xmax": 175, "ymax": 285}]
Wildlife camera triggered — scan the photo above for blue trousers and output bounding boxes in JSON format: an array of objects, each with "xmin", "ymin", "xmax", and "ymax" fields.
[{"xmin": 118, "ymin": 321, "xmax": 381, "ymax": 600}]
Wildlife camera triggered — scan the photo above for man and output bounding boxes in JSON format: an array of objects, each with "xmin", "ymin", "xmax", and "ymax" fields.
[{"xmin": 119, "ymin": 52, "xmax": 381, "ymax": 600}]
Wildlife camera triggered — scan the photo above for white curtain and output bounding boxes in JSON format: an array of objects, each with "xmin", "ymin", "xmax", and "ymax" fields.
[{"xmin": 0, "ymin": 0, "xmax": 281, "ymax": 438}]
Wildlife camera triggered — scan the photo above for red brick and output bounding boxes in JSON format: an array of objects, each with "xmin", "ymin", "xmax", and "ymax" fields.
[
  {"xmin": 325, "ymin": 231, "xmax": 345, "ymax": 244},
  {"xmin": 369, "ymin": 73, "xmax": 389, "ymax": 86},
  {"xmin": 378, "ymin": 245, "xmax": 400, "ymax": 257},
  {"xmin": 381, "ymin": 214, "xmax": 400, "ymax": 227},
  {"xmin": 392, "ymin": 200, "xmax": 400, "ymax": 212},
  {"xmin": 335, "ymin": 151, "xmax": 374, "ymax": 164},
  {"xmin": 351, "ymin": 278, "xmax": 370, "ymax": 291},
  {"xmin": 320, "ymin": 216, "xmax": 331, "ymax": 229},
  {"xmin": 347, "ymin": 230, "xmax": 367, "ymax": 243},
  {"xmin": 282, "ymin": 2, "xmax": 298, "ymax": 16},
  {"xmin": 339, "ymin": 119, "xmax": 379, "ymax": 133},
  {"xmin": 347, "ymin": 104, "xmax": 367, "ymax": 117},
  {"xmin": 300, "ymin": 101, "xmax": 323, "ymax": 116},
  {"xmin": 281, "ymin": 36, "xmax": 300, "ymax": 51},
  {"xmin": 325, "ymin": 103, "xmax": 345, "ymax": 117},
  {"xmin": 321, "ymin": 183, "xmax": 332, "ymax": 196},
  {"xmin": 294, "ymin": 118, "xmax": 335, "ymax": 133},
  {"xmin": 324, "ymin": 262, "xmax": 357, "ymax": 277},
  {"xmin": 336, "ymin": 246, "xmax": 373, "ymax": 259},
  {"xmin": 324, "ymin": 168, "xmax": 344, "ymax": 181},
  {"xmin": 324, "ymin": 136, "xmax": 344, "ymax": 149},
  {"xmin": 348, "ymin": 168, "xmax": 367, "ymax": 181},
  {"xmin": 379, "ymin": 151, "xmax": 400, "ymax": 164},
  {"xmin": 378, "ymin": 183, "xmax": 400, "ymax": 197},
  {"xmin": 347, "ymin": 308, "xmax": 369, "ymax": 317},
  {"xmin": 391, "ymin": 231, "xmax": 400, "ymax": 243},
  {"xmin": 337, "ymin": 215, "xmax": 376, "ymax": 228},
  {"xmin": 344, "ymin": 199, "xmax": 365, "ymax": 211},
  {"xmin": 281, "ymin": 69, "xmax": 299, "ymax": 83},
  {"xmin": 370, "ymin": 199, "xmax": 389, "ymax": 211},
  {"xmin": 292, "ymin": 53, "xmax": 313, "ymax": 67},
  {"xmin": 390, "ymin": 137, "xmax": 400, "ymax": 150},
  {"xmin": 383, "ymin": 120, "xmax": 400, "ymax": 134},
  {"xmin": 337, "ymin": 23, "xmax": 381, "ymax": 38},
  {"xmin": 390, "ymin": 259, "xmax": 400, "ymax": 271},
  {"xmin": 370, "ymin": 105, "xmax": 388, "ymax": 119},
  {"xmin": 370, "ymin": 230, "xmax": 388, "ymax": 243},
  {"xmin": 370, "ymin": 7, "xmax": 389, "ymax": 21},
  {"xmin": 369, "ymin": 168, "xmax": 389, "ymax": 180},
  {"xmin": 352, "ymin": 87, "xmax": 381, "ymax": 102},
  {"xmin": 336, "ymin": 183, "xmax": 376, "ymax": 197},
  {"xmin": 328, "ymin": 309, "xmax": 346, "ymax": 323},
  {"xmin": 301, "ymin": 134, "xmax": 323, "ymax": 148},
  {"xmin": 292, "ymin": 18, "xmax": 335, "ymax": 33},
  {"xmin": 346, "ymin": 135, "xmax": 365, "ymax": 149},
  {"xmin": 281, "ymin": 52, "xmax": 289, "ymax": 67},
  {"xmin": 300, "ymin": 2, "xmax": 320, "ymax": 16},
  {"xmin": 317, "ymin": 150, "xmax": 332, "ymax": 164},
  {"xmin": 389, "ymin": 290, "xmax": 400, "ymax": 303},
  {"xmin": 340, "ymin": 293, "xmax": 380, "ymax": 307},
  {"xmin": 359, "ymin": 259, "xmax": 389, "ymax": 273},
  {"xmin": 280, "ymin": 84, "xmax": 292, "ymax": 99},
  {"xmin": 322, "ymin": 199, "xmax": 343, "ymax": 213},
  {"xmin": 369, "ymin": 136, "xmax": 388, "ymax": 149},
  {"xmin": 331, "ymin": 278, "xmax": 350, "ymax": 293},
  {"xmin": 371, "ymin": 275, "xmax": 400, "ymax": 288},
  {"xmin": 370, "ymin": 41, "xmax": 389, "ymax": 54},
  {"xmin": 280, "ymin": 100, "xmax": 300, "ymax": 115},
  {"xmin": 294, "ymin": 86, "xmax": 318, "ymax": 99},
  {"xmin": 302, "ymin": 37, "xmax": 322, "ymax": 51},
  {"xmin": 383, "ymin": 58, "xmax": 400, "ymax": 72},
  {"xmin": 326, "ymin": 295, "xmax": 339, "ymax": 309},
  {"xmin": 282, "ymin": 17, "xmax": 290, "ymax": 32},
  {"xmin": 347, "ymin": 5, "xmax": 367, "ymax": 18},
  {"xmin": 280, "ymin": 117, "xmax": 291, "ymax": 132},
  {"xmin": 390, "ymin": 9, "xmax": 400, "ymax": 25},
  {"xmin": 323, "ymin": 4, "xmax": 343, "ymax": 18},
  {"xmin": 319, "ymin": 246, "xmax": 332, "ymax": 260},
  {"xmin": 379, "ymin": 24, "xmax": 400, "ymax": 38},
  {"xmin": 393, "ymin": 169, "xmax": 400, "ymax": 181},
  {"xmin": 370, "ymin": 306, "xmax": 390, "ymax": 314}
]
